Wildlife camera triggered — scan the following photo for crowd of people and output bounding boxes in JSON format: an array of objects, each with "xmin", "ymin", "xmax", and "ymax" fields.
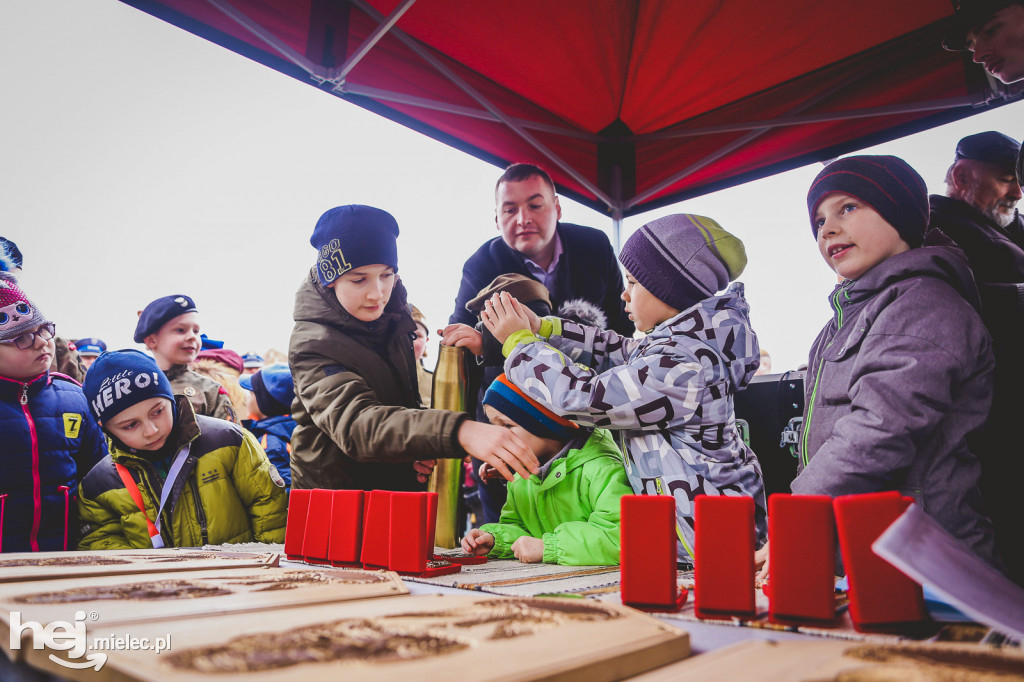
[{"xmin": 1, "ymin": 2, "xmax": 1023, "ymax": 593}]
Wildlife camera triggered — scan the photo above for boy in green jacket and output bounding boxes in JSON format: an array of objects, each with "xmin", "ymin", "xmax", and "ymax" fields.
[
  {"xmin": 77, "ymin": 350, "xmax": 287, "ymax": 549},
  {"xmin": 461, "ymin": 374, "xmax": 631, "ymax": 565}
]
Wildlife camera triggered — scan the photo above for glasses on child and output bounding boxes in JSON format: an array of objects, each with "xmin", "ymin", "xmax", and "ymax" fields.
[{"xmin": 0, "ymin": 322, "xmax": 56, "ymax": 350}]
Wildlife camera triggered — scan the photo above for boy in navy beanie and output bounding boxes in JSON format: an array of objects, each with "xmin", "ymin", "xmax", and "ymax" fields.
[
  {"xmin": 289, "ymin": 205, "xmax": 539, "ymax": 493},
  {"xmin": 759, "ymin": 155, "xmax": 1001, "ymax": 577},
  {"xmin": 460, "ymin": 374, "xmax": 631, "ymax": 565},
  {"xmin": 481, "ymin": 213, "xmax": 768, "ymax": 562},
  {"xmin": 77, "ymin": 350, "xmax": 287, "ymax": 549}
]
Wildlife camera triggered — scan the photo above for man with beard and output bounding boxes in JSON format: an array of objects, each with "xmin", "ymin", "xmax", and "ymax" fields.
[
  {"xmin": 943, "ymin": 1, "xmax": 1024, "ymax": 85},
  {"xmin": 929, "ymin": 130, "xmax": 1024, "ymax": 585}
]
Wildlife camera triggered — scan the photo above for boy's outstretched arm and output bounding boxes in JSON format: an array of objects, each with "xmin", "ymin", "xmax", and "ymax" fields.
[{"xmin": 503, "ymin": 338, "xmax": 704, "ymax": 431}]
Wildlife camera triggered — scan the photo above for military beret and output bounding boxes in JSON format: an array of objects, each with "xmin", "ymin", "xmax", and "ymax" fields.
[{"xmin": 134, "ymin": 295, "xmax": 197, "ymax": 343}]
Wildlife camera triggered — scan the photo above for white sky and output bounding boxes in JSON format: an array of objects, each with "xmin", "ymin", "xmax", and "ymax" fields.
[{"xmin": 1, "ymin": 0, "xmax": 1021, "ymax": 372}]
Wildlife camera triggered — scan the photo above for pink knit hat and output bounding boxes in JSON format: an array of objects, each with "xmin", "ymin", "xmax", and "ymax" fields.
[{"xmin": 0, "ymin": 273, "xmax": 48, "ymax": 342}]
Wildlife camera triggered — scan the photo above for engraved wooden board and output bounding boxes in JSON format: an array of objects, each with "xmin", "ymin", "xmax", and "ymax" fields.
[
  {"xmin": 28, "ymin": 594, "xmax": 690, "ymax": 681},
  {"xmin": 629, "ymin": 639, "xmax": 1024, "ymax": 680},
  {"xmin": 1, "ymin": 566, "xmax": 406, "ymax": 660},
  {"xmin": 0, "ymin": 548, "xmax": 278, "ymax": 584}
]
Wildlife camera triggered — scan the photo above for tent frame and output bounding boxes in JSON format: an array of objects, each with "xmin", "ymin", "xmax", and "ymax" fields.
[{"xmin": 201, "ymin": 0, "xmax": 1018, "ymax": 247}]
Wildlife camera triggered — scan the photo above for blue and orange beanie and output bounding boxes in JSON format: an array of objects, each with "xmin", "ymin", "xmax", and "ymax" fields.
[{"xmin": 482, "ymin": 374, "xmax": 580, "ymax": 441}]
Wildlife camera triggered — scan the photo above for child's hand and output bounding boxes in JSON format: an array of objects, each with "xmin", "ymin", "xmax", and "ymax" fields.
[
  {"xmin": 457, "ymin": 420, "xmax": 540, "ymax": 481},
  {"xmin": 461, "ymin": 529, "xmax": 495, "ymax": 555},
  {"xmin": 754, "ymin": 539, "xmax": 770, "ymax": 581},
  {"xmin": 511, "ymin": 536, "xmax": 544, "ymax": 563},
  {"xmin": 482, "ymin": 292, "xmax": 534, "ymax": 343},
  {"xmin": 439, "ymin": 324, "xmax": 484, "ymax": 355},
  {"xmin": 412, "ymin": 459, "xmax": 437, "ymax": 484}
]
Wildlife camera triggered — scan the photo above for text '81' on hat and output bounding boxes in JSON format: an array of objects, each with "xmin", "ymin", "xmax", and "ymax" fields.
[{"xmin": 310, "ymin": 205, "xmax": 400, "ymax": 286}]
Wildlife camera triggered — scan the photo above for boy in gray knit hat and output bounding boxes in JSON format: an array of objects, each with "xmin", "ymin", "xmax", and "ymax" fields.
[{"xmin": 483, "ymin": 213, "xmax": 767, "ymax": 562}]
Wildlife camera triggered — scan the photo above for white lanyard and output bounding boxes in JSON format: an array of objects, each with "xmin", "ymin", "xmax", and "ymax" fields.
[{"xmin": 152, "ymin": 443, "xmax": 192, "ymax": 549}]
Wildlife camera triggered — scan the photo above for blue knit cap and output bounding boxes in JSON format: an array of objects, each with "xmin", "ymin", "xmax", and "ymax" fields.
[
  {"xmin": 310, "ymin": 205, "xmax": 400, "ymax": 286},
  {"xmin": 83, "ymin": 350, "xmax": 175, "ymax": 424},
  {"xmin": 482, "ymin": 374, "xmax": 580, "ymax": 441}
]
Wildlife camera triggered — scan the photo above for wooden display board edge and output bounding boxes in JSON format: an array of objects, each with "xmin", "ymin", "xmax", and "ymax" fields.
[
  {"xmin": 24, "ymin": 595, "xmax": 690, "ymax": 682},
  {"xmin": 1, "ymin": 567, "xmax": 405, "ymax": 662}
]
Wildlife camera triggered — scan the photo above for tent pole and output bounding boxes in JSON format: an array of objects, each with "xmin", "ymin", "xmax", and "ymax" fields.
[
  {"xmin": 610, "ymin": 165, "xmax": 624, "ymax": 254},
  {"xmin": 330, "ymin": 0, "xmax": 418, "ymax": 85},
  {"xmin": 204, "ymin": 0, "xmax": 330, "ymax": 80},
  {"xmin": 348, "ymin": 0, "xmax": 615, "ymax": 209}
]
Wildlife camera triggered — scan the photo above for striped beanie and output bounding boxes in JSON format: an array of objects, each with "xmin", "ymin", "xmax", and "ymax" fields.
[
  {"xmin": 482, "ymin": 374, "xmax": 580, "ymax": 441},
  {"xmin": 618, "ymin": 214, "xmax": 747, "ymax": 313},
  {"xmin": 807, "ymin": 155, "xmax": 928, "ymax": 247}
]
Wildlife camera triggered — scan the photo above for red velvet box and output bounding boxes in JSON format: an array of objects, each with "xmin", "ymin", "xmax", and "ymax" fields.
[
  {"xmin": 389, "ymin": 492, "xmax": 461, "ymax": 577},
  {"xmin": 283, "ymin": 488, "xmax": 311, "ymax": 561},
  {"xmin": 768, "ymin": 493, "xmax": 837, "ymax": 623},
  {"xmin": 327, "ymin": 490, "xmax": 365, "ymax": 567},
  {"xmin": 361, "ymin": 490, "xmax": 392, "ymax": 570},
  {"xmin": 834, "ymin": 491, "xmax": 927, "ymax": 632},
  {"xmin": 301, "ymin": 488, "xmax": 334, "ymax": 565},
  {"xmin": 620, "ymin": 495, "xmax": 685, "ymax": 611},
  {"xmin": 694, "ymin": 495, "xmax": 755, "ymax": 619}
]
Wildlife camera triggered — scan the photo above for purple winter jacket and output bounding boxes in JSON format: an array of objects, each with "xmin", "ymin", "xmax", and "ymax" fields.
[{"xmin": 792, "ymin": 236, "xmax": 1001, "ymax": 569}]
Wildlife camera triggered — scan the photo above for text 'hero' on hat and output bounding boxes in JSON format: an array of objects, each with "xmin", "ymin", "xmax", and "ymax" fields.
[
  {"xmin": 955, "ymin": 131, "xmax": 1022, "ymax": 170},
  {"xmin": 134, "ymin": 295, "xmax": 197, "ymax": 343},
  {"xmin": 83, "ymin": 349, "xmax": 175, "ymax": 424},
  {"xmin": 309, "ymin": 205, "xmax": 400, "ymax": 287}
]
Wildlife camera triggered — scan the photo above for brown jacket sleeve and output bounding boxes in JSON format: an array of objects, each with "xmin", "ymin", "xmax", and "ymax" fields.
[{"xmin": 290, "ymin": 327, "xmax": 466, "ymax": 464}]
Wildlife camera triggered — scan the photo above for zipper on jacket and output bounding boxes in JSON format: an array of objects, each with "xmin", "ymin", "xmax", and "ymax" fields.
[
  {"xmin": 187, "ymin": 466, "xmax": 209, "ymax": 546},
  {"xmin": 801, "ymin": 282, "xmax": 853, "ymax": 468},
  {"xmin": 20, "ymin": 383, "xmax": 42, "ymax": 551}
]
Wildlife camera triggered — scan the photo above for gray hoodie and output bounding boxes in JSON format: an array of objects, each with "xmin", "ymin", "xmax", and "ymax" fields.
[{"xmin": 793, "ymin": 239, "xmax": 1000, "ymax": 568}]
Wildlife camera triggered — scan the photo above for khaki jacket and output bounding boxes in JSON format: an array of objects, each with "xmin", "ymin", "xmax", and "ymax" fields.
[
  {"xmin": 78, "ymin": 398, "xmax": 286, "ymax": 549},
  {"xmin": 166, "ymin": 364, "xmax": 235, "ymax": 422},
  {"xmin": 289, "ymin": 270, "xmax": 466, "ymax": 491}
]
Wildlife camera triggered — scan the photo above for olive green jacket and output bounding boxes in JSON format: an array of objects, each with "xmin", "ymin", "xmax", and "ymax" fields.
[
  {"xmin": 77, "ymin": 398, "xmax": 287, "ymax": 549},
  {"xmin": 289, "ymin": 270, "xmax": 466, "ymax": 491}
]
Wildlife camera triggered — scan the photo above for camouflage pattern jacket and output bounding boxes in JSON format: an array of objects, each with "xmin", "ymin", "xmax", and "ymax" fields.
[
  {"xmin": 502, "ymin": 283, "xmax": 767, "ymax": 560},
  {"xmin": 165, "ymin": 364, "xmax": 235, "ymax": 423}
]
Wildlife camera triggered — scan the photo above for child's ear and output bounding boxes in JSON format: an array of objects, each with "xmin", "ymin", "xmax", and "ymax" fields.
[{"xmin": 143, "ymin": 334, "xmax": 157, "ymax": 350}]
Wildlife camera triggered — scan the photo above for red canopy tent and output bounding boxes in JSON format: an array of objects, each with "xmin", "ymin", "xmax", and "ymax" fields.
[{"xmin": 119, "ymin": 0, "xmax": 1021, "ymax": 243}]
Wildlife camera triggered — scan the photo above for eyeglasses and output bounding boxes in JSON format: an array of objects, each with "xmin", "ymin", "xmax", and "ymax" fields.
[{"xmin": 0, "ymin": 322, "xmax": 56, "ymax": 350}]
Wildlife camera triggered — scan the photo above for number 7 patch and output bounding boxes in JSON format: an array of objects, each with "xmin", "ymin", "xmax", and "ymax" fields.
[{"xmin": 63, "ymin": 413, "xmax": 82, "ymax": 438}]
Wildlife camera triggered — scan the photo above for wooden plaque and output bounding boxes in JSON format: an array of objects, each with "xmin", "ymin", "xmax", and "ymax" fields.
[
  {"xmin": 1, "ymin": 566, "xmax": 405, "ymax": 660},
  {"xmin": 28, "ymin": 594, "xmax": 690, "ymax": 681},
  {"xmin": 0, "ymin": 548, "xmax": 278, "ymax": 584}
]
